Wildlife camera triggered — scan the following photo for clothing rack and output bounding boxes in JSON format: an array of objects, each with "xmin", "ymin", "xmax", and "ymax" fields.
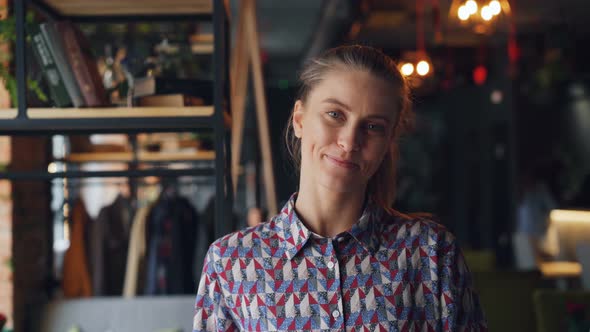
[{"xmin": 58, "ymin": 184, "xmax": 208, "ymax": 299}]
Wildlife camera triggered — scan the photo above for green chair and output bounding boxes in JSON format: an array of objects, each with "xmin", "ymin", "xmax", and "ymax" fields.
[
  {"xmin": 472, "ymin": 270, "xmax": 545, "ymax": 332},
  {"xmin": 463, "ymin": 249, "xmax": 496, "ymax": 272},
  {"xmin": 533, "ymin": 290, "xmax": 590, "ymax": 332}
]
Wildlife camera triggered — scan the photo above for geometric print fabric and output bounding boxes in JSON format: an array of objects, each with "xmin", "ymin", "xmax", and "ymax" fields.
[{"xmin": 194, "ymin": 193, "xmax": 487, "ymax": 331}]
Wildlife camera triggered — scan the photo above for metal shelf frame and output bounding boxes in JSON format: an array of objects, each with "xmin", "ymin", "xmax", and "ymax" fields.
[
  {"xmin": 3, "ymin": 0, "xmax": 234, "ymax": 238},
  {"xmin": 3, "ymin": 0, "xmax": 220, "ymax": 135},
  {"xmin": 0, "ymin": 167, "xmax": 215, "ymax": 181},
  {"xmin": 30, "ymin": 0, "xmax": 213, "ymax": 23}
]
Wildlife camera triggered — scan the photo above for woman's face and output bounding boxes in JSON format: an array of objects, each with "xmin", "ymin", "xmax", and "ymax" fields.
[{"xmin": 293, "ymin": 68, "xmax": 398, "ymax": 195}]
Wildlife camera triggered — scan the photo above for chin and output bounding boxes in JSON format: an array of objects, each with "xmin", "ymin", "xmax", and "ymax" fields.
[{"xmin": 317, "ymin": 175, "xmax": 365, "ymax": 194}]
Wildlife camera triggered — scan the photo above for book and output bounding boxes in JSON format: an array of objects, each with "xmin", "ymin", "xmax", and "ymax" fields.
[
  {"xmin": 56, "ymin": 21, "xmax": 109, "ymax": 107},
  {"xmin": 189, "ymin": 33, "xmax": 214, "ymax": 44},
  {"xmin": 133, "ymin": 77, "xmax": 213, "ymax": 104},
  {"xmin": 40, "ymin": 22, "xmax": 85, "ymax": 108},
  {"xmin": 29, "ymin": 24, "xmax": 72, "ymax": 107},
  {"xmin": 136, "ymin": 94, "xmax": 204, "ymax": 107},
  {"xmin": 189, "ymin": 33, "xmax": 213, "ymax": 54},
  {"xmin": 191, "ymin": 43, "xmax": 214, "ymax": 54}
]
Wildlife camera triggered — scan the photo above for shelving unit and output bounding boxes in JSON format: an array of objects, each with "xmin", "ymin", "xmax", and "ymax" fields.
[
  {"xmin": 27, "ymin": 107, "xmax": 215, "ymax": 119},
  {"xmin": 39, "ymin": 0, "xmax": 213, "ymax": 17},
  {"xmin": 64, "ymin": 150, "xmax": 215, "ymax": 163},
  {"xmin": 1, "ymin": 1, "xmax": 235, "ymax": 329},
  {"xmin": 0, "ymin": 107, "xmax": 219, "ymax": 133},
  {"xmin": 2, "ymin": 0, "xmax": 233, "ymax": 237}
]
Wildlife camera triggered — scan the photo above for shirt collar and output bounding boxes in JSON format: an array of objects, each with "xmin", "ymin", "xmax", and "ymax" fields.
[
  {"xmin": 347, "ymin": 199, "xmax": 383, "ymax": 254},
  {"xmin": 276, "ymin": 193, "xmax": 383, "ymax": 260},
  {"xmin": 276, "ymin": 193, "xmax": 312, "ymax": 260}
]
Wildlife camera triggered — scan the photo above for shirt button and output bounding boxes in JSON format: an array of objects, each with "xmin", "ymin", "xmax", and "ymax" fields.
[
  {"xmin": 332, "ymin": 310, "xmax": 340, "ymax": 318},
  {"xmin": 327, "ymin": 261, "xmax": 335, "ymax": 269}
]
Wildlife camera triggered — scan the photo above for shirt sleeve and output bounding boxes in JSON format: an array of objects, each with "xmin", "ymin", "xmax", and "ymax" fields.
[
  {"xmin": 439, "ymin": 232, "xmax": 488, "ymax": 332},
  {"xmin": 193, "ymin": 244, "xmax": 237, "ymax": 332}
]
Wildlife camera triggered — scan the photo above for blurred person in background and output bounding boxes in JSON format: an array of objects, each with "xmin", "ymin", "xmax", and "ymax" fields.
[{"xmin": 513, "ymin": 164, "xmax": 558, "ymax": 270}]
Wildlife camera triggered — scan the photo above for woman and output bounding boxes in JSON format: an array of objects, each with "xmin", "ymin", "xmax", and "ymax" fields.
[{"xmin": 193, "ymin": 45, "xmax": 487, "ymax": 331}]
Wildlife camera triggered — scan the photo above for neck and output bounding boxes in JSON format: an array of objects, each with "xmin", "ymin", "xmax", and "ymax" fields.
[{"xmin": 295, "ymin": 181, "xmax": 366, "ymax": 238}]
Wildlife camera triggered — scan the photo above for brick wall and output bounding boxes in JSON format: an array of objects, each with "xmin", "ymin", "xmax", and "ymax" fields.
[
  {"xmin": 1, "ymin": 1, "xmax": 13, "ymax": 329},
  {"xmin": 1, "ymin": 3, "xmax": 56, "ymax": 331},
  {"xmin": 0, "ymin": 114, "xmax": 11, "ymax": 326},
  {"xmin": 0, "ymin": 137, "xmax": 12, "ymax": 331},
  {"xmin": 10, "ymin": 137, "xmax": 50, "ymax": 332}
]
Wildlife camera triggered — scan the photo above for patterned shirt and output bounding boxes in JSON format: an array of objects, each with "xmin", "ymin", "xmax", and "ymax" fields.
[{"xmin": 193, "ymin": 193, "xmax": 487, "ymax": 331}]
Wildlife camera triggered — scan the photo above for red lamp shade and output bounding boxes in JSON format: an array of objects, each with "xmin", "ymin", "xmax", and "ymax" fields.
[{"xmin": 473, "ymin": 65, "xmax": 487, "ymax": 85}]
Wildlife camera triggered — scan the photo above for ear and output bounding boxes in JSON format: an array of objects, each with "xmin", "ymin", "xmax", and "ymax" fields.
[{"xmin": 292, "ymin": 100, "xmax": 305, "ymax": 138}]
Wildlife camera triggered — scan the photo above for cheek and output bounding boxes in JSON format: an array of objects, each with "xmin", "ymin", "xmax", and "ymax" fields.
[
  {"xmin": 302, "ymin": 121, "xmax": 332, "ymax": 151},
  {"xmin": 364, "ymin": 141, "xmax": 390, "ymax": 168},
  {"xmin": 299, "ymin": 135, "xmax": 318, "ymax": 162}
]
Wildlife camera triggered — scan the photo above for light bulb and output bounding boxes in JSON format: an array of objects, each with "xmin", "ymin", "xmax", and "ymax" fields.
[
  {"xmin": 489, "ymin": 0, "xmax": 501, "ymax": 15},
  {"xmin": 400, "ymin": 63, "xmax": 414, "ymax": 76},
  {"xmin": 48, "ymin": 162, "xmax": 58, "ymax": 173},
  {"xmin": 465, "ymin": 0, "xmax": 478, "ymax": 15},
  {"xmin": 458, "ymin": 5, "xmax": 470, "ymax": 21},
  {"xmin": 416, "ymin": 61, "xmax": 430, "ymax": 76},
  {"xmin": 481, "ymin": 6, "xmax": 493, "ymax": 21}
]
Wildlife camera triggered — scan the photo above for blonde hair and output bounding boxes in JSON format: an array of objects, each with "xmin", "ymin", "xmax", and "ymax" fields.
[{"xmin": 284, "ymin": 45, "xmax": 414, "ymax": 214}]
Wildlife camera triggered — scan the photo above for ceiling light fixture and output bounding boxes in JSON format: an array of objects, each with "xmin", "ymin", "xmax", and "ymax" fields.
[
  {"xmin": 449, "ymin": 0, "xmax": 512, "ymax": 34},
  {"xmin": 399, "ymin": 0, "xmax": 433, "ymax": 82}
]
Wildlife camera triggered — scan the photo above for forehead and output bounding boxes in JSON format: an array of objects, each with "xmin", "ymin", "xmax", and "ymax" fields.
[{"xmin": 308, "ymin": 69, "xmax": 399, "ymax": 114}]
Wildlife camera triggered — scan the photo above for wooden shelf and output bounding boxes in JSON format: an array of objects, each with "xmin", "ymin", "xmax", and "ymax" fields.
[
  {"xmin": 0, "ymin": 107, "xmax": 227, "ymax": 133},
  {"xmin": 42, "ymin": 0, "xmax": 212, "ymax": 16},
  {"xmin": 0, "ymin": 109, "xmax": 17, "ymax": 119},
  {"xmin": 1, "ymin": 107, "xmax": 214, "ymax": 119},
  {"xmin": 191, "ymin": 43, "xmax": 214, "ymax": 54},
  {"xmin": 65, "ymin": 150, "xmax": 215, "ymax": 163},
  {"xmin": 27, "ymin": 107, "xmax": 214, "ymax": 119}
]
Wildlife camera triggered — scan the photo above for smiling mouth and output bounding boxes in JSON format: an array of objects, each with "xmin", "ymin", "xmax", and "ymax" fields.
[{"xmin": 324, "ymin": 155, "xmax": 359, "ymax": 170}]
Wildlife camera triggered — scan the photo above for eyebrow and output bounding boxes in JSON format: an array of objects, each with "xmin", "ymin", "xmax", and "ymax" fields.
[
  {"xmin": 322, "ymin": 98, "xmax": 393, "ymax": 123},
  {"xmin": 322, "ymin": 98, "xmax": 351, "ymax": 111}
]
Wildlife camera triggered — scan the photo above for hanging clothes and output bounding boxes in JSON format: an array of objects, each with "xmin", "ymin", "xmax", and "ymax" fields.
[
  {"xmin": 123, "ymin": 203, "xmax": 152, "ymax": 297},
  {"xmin": 88, "ymin": 194, "xmax": 133, "ymax": 295},
  {"xmin": 194, "ymin": 197, "xmax": 216, "ymax": 280},
  {"xmin": 62, "ymin": 198, "xmax": 92, "ymax": 298},
  {"xmin": 144, "ymin": 189, "xmax": 198, "ymax": 295}
]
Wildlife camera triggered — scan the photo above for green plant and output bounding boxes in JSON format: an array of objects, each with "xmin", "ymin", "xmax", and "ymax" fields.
[{"xmin": 0, "ymin": 8, "xmax": 47, "ymax": 107}]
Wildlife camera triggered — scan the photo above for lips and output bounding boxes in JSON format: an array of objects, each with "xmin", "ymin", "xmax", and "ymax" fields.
[{"xmin": 324, "ymin": 155, "xmax": 359, "ymax": 170}]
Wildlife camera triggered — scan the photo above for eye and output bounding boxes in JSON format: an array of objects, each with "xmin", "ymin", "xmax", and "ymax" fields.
[
  {"xmin": 325, "ymin": 110, "xmax": 345, "ymax": 122},
  {"xmin": 367, "ymin": 123, "xmax": 386, "ymax": 133},
  {"xmin": 327, "ymin": 111, "xmax": 340, "ymax": 119}
]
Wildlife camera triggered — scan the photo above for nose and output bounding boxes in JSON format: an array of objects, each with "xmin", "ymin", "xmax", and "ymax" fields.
[{"xmin": 337, "ymin": 126, "xmax": 361, "ymax": 152}]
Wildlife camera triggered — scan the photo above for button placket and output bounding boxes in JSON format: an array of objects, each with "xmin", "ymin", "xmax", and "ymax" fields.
[{"xmin": 326, "ymin": 239, "xmax": 344, "ymax": 329}]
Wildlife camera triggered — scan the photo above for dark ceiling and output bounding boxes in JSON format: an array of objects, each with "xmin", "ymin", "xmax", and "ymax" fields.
[{"xmin": 230, "ymin": 0, "xmax": 590, "ymax": 81}]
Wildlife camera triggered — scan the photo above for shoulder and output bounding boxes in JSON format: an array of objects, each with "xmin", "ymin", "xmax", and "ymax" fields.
[{"xmin": 377, "ymin": 211, "xmax": 457, "ymax": 249}]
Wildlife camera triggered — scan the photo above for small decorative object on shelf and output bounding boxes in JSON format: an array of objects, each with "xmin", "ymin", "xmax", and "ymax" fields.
[{"xmin": 133, "ymin": 77, "xmax": 213, "ymax": 102}]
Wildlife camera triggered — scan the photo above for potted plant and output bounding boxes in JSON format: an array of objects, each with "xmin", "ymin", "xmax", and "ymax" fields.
[{"xmin": 0, "ymin": 7, "xmax": 46, "ymax": 107}]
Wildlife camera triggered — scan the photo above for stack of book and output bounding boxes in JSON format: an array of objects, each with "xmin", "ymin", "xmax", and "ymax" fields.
[
  {"xmin": 189, "ymin": 32, "xmax": 213, "ymax": 54},
  {"xmin": 30, "ymin": 21, "xmax": 109, "ymax": 108},
  {"xmin": 32, "ymin": 21, "xmax": 214, "ymax": 109}
]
